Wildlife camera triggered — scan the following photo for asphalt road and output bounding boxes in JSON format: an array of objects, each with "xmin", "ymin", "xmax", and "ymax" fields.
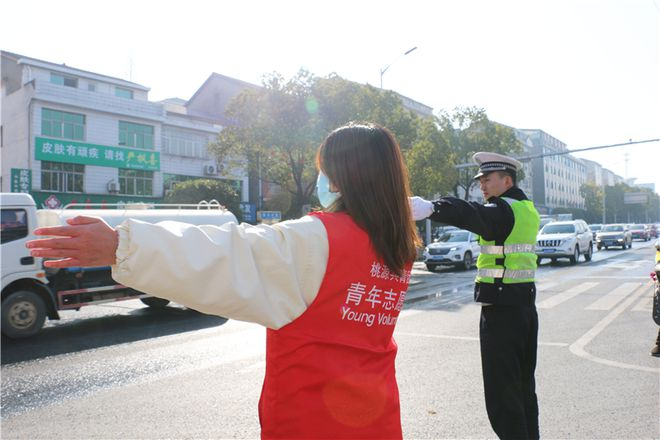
[{"xmin": 2, "ymin": 240, "xmax": 658, "ymax": 439}]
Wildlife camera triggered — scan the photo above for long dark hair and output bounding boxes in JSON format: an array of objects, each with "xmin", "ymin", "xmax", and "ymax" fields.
[{"xmin": 316, "ymin": 122, "xmax": 420, "ymax": 275}]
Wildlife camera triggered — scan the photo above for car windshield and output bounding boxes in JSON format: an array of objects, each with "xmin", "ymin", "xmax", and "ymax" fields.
[
  {"xmin": 541, "ymin": 224, "xmax": 575, "ymax": 234},
  {"xmin": 437, "ymin": 231, "xmax": 469, "ymax": 243},
  {"xmin": 631, "ymin": 224, "xmax": 645, "ymax": 229},
  {"xmin": 589, "ymin": 225, "xmax": 602, "ymax": 231},
  {"xmin": 602, "ymin": 225, "xmax": 624, "ymax": 232}
]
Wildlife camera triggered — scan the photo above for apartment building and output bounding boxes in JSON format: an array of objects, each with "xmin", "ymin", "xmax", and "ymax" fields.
[
  {"xmin": 1, "ymin": 51, "xmax": 248, "ymax": 209},
  {"xmin": 516, "ymin": 129, "xmax": 587, "ymax": 213}
]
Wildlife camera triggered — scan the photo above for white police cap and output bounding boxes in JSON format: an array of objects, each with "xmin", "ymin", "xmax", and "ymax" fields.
[{"xmin": 472, "ymin": 152, "xmax": 522, "ymax": 179}]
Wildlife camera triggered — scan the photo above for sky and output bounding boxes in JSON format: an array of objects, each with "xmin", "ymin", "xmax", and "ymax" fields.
[{"xmin": 2, "ymin": 0, "xmax": 659, "ymax": 191}]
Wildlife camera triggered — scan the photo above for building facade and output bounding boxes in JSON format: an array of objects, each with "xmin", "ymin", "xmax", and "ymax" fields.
[
  {"xmin": 1, "ymin": 51, "xmax": 248, "ymax": 211},
  {"xmin": 517, "ymin": 129, "xmax": 587, "ymax": 213}
]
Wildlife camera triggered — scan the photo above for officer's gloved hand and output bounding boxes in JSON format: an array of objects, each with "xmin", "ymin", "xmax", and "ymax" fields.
[{"xmin": 408, "ymin": 196, "xmax": 434, "ymax": 221}]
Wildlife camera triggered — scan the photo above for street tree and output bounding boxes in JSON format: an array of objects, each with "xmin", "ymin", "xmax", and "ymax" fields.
[
  {"xmin": 210, "ymin": 70, "xmax": 321, "ymax": 219},
  {"xmin": 437, "ymin": 107, "xmax": 523, "ymax": 199},
  {"xmin": 164, "ymin": 178, "xmax": 243, "ymax": 222},
  {"xmin": 405, "ymin": 117, "xmax": 457, "ymax": 198},
  {"xmin": 580, "ymin": 182, "xmax": 604, "ymax": 223},
  {"xmin": 210, "ymin": 71, "xmax": 428, "ymax": 219}
]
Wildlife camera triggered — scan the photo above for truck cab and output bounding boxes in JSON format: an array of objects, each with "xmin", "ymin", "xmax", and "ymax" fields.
[{"xmin": 1, "ymin": 193, "xmax": 56, "ymax": 338}]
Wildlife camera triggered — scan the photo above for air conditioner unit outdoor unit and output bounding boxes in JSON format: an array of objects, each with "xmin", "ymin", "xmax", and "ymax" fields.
[
  {"xmin": 107, "ymin": 181, "xmax": 120, "ymax": 193},
  {"xmin": 204, "ymin": 164, "xmax": 218, "ymax": 176}
]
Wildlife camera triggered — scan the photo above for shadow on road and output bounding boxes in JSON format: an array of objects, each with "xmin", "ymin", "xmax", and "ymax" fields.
[{"xmin": 1, "ymin": 306, "xmax": 228, "ymax": 365}]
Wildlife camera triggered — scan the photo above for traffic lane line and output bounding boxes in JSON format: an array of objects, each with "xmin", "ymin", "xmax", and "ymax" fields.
[{"xmin": 568, "ymin": 282, "xmax": 659, "ymax": 374}]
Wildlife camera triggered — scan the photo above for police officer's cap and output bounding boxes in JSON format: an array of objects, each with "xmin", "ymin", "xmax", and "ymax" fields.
[{"xmin": 472, "ymin": 152, "xmax": 522, "ymax": 180}]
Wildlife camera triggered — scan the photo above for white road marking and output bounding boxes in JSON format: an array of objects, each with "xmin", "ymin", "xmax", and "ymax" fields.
[
  {"xmin": 581, "ymin": 276, "xmax": 649, "ymax": 280},
  {"xmin": 602, "ymin": 260, "xmax": 645, "ymax": 269},
  {"xmin": 536, "ymin": 282, "xmax": 599, "ymax": 309},
  {"xmin": 585, "ymin": 282, "xmax": 642, "ymax": 310},
  {"xmin": 631, "ymin": 294, "xmax": 653, "ymax": 312},
  {"xmin": 569, "ymin": 283, "xmax": 660, "ymax": 373},
  {"xmin": 536, "ymin": 280, "xmax": 560, "ymax": 292},
  {"xmin": 394, "ymin": 331, "xmax": 568, "ymax": 347}
]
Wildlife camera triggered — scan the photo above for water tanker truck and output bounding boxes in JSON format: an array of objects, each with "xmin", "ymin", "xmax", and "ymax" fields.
[{"xmin": 1, "ymin": 192, "xmax": 237, "ymax": 338}]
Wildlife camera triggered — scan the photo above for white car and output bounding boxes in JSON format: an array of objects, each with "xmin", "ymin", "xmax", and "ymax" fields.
[
  {"xmin": 536, "ymin": 220, "xmax": 593, "ymax": 264},
  {"xmin": 423, "ymin": 229, "xmax": 480, "ymax": 271}
]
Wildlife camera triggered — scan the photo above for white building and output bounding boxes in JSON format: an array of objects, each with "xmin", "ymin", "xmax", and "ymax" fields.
[
  {"xmin": 516, "ymin": 129, "xmax": 587, "ymax": 213},
  {"xmin": 1, "ymin": 51, "xmax": 248, "ymax": 210}
]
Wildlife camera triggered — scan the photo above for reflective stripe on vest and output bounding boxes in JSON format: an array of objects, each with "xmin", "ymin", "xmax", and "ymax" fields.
[
  {"xmin": 476, "ymin": 197, "xmax": 540, "ymax": 284},
  {"xmin": 477, "ymin": 268, "xmax": 536, "ymax": 279},
  {"xmin": 480, "ymin": 244, "xmax": 536, "ymax": 255}
]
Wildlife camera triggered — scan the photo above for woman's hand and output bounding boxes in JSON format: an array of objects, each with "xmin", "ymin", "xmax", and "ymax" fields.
[{"xmin": 26, "ymin": 216, "xmax": 119, "ymax": 268}]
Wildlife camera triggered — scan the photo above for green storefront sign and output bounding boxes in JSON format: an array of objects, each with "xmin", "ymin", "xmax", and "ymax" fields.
[
  {"xmin": 11, "ymin": 168, "xmax": 32, "ymax": 193},
  {"xmin": 35, "ymin": 137, "xmax": 160, "ymax": 170}
]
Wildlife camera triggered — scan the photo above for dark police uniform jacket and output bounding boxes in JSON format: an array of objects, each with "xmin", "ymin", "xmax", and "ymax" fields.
[{"xmin": 427, "ymin": 186, "xmax": 536, "ymax": 306}]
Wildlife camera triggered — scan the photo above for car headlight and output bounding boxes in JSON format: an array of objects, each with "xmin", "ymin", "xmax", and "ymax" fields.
[{"xmin": 449, "ymin": 247, "xmax": 458, "ymax": 251}]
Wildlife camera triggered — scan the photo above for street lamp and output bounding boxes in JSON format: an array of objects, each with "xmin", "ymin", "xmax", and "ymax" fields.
[{"xmin": 379, "ymin": 46, "xmax": 417, "ymax": 89}]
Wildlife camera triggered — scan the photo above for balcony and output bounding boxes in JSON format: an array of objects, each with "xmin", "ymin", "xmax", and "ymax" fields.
[{"xmin": 34, "ymin": 81, "xmax": 165, "ymax": 121}]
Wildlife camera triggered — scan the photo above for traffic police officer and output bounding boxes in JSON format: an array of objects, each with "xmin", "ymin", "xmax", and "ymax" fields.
[{"xmin": 410, "ymin": 152, "xmax": 540, "ymax": 440}]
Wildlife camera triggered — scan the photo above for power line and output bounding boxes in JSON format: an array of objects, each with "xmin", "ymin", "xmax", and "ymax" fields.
[{"xmin": 455, "ymin": 138, "xmax": 660, "ymax": 169}]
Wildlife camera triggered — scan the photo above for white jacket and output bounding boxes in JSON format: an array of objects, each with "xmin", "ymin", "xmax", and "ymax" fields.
[{"xmin": 112, "ymin": 216, "xmax": 328, "ymax": 330}]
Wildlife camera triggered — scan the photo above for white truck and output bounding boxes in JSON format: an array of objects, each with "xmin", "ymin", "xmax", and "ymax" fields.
[{"xmin": 1, "ymin": 193, "xmax": 237, "ymax": 338}]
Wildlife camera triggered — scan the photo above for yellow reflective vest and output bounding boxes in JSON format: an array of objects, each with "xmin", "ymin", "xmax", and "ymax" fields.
[{"xmin": 476, "ymin": 197, "xmax": 540, "ymax": 284}]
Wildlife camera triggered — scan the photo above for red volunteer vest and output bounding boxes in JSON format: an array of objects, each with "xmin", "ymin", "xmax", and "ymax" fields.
[{"xmin": 259, "ymin": 212, "xmax": 412, "ymax": 440}]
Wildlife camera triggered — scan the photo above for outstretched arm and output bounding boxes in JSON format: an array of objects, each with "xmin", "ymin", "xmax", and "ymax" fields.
[{"xmin": 26, "ymin": 216, "xmax": 118, "ymax": 268}]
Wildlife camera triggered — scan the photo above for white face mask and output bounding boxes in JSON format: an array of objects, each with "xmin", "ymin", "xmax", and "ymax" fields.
[{"xmin": 316, "ymin": 171, "xmax": 341, "ymax": 208}]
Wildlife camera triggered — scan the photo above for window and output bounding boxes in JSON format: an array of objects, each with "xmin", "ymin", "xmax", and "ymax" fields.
[
  {"xmin": 50, "ymin": 72, "xmax": 78, "ymax": 88},
  {"xmin": 162, "ymin": 128, "xmax": 211, "ymax": 158},
  {"xmin": 115, "ymin": 87, "xmax": 134, "ymax": 99},
  {"xmin": 88, "ymin": 83, "xmax": 96, "ymax": 92},
  {"xmin": 1, "ymin": 209, "xmax": 28, "ymax": 244},
  {"xmin": 41, "ymin": 161, "xmax": 84, "ymax": 193},
  {"xmin": 42, "ymin": 108, "xmax": 85, "ymax": 141},
  {"xmin": 119, "ymin": 169, "xmax": 153, "ymax": 196},
  {"xmin": 119, "ymin": 121, "xmax": 154, "ymax": 149}
]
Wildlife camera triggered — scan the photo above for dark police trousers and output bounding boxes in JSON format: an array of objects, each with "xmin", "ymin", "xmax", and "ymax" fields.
[{"xmin": 480, "ymin": 305, "xmax": 539, "ymax": 440}]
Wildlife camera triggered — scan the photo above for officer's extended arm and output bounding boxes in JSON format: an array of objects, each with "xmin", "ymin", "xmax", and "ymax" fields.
[{"xmin": 409, "ymin": 196, "xmax": 513, "ymax": 241}]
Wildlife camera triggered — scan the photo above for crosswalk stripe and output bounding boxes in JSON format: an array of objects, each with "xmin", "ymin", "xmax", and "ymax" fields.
[
  {"xmin": 537, "ymin": 282, "xmax": 599, "ymax": 309},
  {"xmin": 585, "ymin": 282, "xmax": 643, "ymax": 310},
  {"xmin": 631, "ymin": 294, "xmax": 653, "ymax": 312},
  {"xmin": 601, "ymin": 260, "xmax": 646, "ymax": 269}
]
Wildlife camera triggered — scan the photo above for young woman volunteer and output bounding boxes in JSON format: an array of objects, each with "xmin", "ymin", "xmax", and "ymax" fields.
[{"xmin": 26, "ymin": 122, "xmax": 420, "ymax": 439}]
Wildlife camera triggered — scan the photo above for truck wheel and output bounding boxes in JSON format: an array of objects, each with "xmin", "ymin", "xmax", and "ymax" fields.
[
  {"xmin": 140, "ymin": 297, "xmax": 170, "ymax": 308},
  {"xmin": 1, "ymin": 290, "xmax": 47, "ymax": 338}
]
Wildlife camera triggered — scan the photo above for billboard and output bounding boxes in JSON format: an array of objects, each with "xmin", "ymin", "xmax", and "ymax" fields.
[{"xmin": 623, "ymin": 192, "xmax": 649, "ymax": 205}]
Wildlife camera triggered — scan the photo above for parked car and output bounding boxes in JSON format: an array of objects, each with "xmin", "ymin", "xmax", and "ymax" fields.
[
  {"xmin": 649, "ymin": 224, "xmax": 658, "ymax": 238},
  {"xmin": 588, "ymin": 224, "xmax": 602, "ymax": 241},
  {"xmin": 536, "ymin": 220, "xmax": 593, "ymax": 264},
  {"xmin": 423, "ymin": 229, "xmax": 480, "ymax": 271},
  {"xmin": 630, "ymin": 224, "xmax": 650, "ymax": 241},
  {"xmin": 596, "ymin": 224, "xmax": 633, "ymax": 250}
]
